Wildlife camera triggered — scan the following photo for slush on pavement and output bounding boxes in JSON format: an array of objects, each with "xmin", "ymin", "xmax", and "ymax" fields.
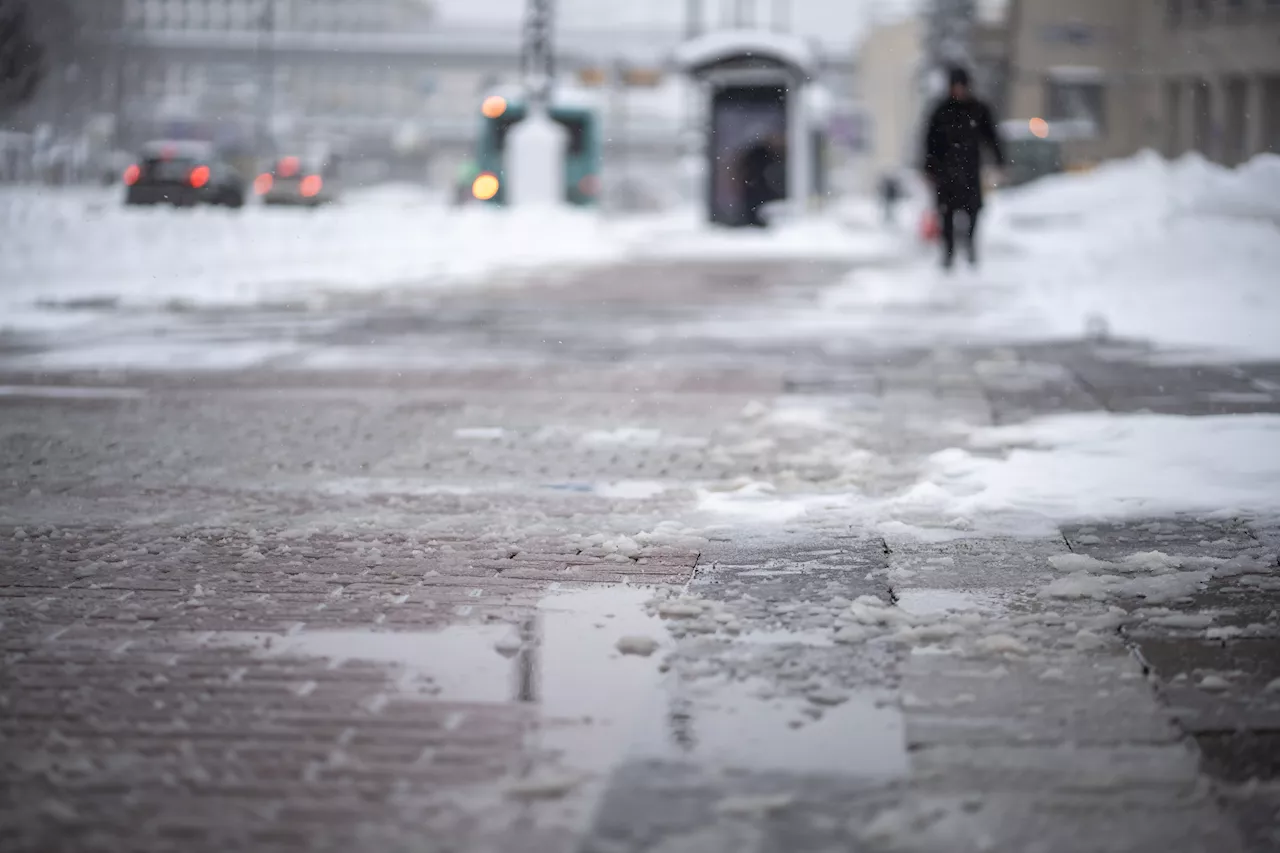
[{"xmin": 3, "ymin": 4, "xmax": 1280, "ymax": 853}]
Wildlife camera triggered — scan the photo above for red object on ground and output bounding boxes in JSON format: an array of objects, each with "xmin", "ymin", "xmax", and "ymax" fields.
[{"xmin": 920, "ymin": 208, "xmax": 940, "ymax": 242}]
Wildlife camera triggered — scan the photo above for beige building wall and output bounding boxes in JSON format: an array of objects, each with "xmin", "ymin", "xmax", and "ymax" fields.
[
  {"xmin": 1005, "ymin": 0, "xmax": 1147, "ymax": 166},
  {"xmin": 1138, "ymin": 0, "xmax": 1280, "ymax": 164},
  {"xmin": 854, "ymin": 17, "xmax": 924, "ymax": 190},
  {"xmin": 1007, "ymin": 0, "xmax": 1280, "ymax": 166}
]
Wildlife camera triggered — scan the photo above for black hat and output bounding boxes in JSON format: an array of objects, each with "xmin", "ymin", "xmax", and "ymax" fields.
[{"xmin": 948, "ymin": 67, "xmax": 971, "ymax": 87}]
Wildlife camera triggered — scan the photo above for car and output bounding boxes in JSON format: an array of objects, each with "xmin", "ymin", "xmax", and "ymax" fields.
[
  {"xmin": 123, "ymin": 140, "xmax": 246, "ymax": 208},
  {"xmin": 256, "ymin": 154, "xmax": 341, "ymax": 207}
]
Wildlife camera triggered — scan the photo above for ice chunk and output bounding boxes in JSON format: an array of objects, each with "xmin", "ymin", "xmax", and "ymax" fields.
[
  {"xmin": 714, "ymin": 793, "xmax": 794, "ymax": 817},
  {"xmin": 975, "ymin": 634, "xmax": 1029, "ymax": 655},
  {"xmin": 615, "ymin": 635, "xmax": 660, "ymax": 657}
]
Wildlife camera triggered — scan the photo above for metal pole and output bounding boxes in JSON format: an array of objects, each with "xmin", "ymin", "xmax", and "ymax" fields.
[
  {"xmin": 685, "ymin": 0, "xmax": 703, "ymax": 39},
  {"xmin": 257, "ymin": 0, "xmax": 275, "ymax": 158},
  {"xmin": 772, "ymin": 0, "xmax": 790, "ymax": 32},
  {"xmin": 521, "ymin": 0, "xmax": 555, "ymax": 110}
]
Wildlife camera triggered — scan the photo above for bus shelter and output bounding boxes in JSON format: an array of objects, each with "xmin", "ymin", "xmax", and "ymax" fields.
[{"xmin": 674, "ymin": 31, "xmax": 817, "ymax": 226}]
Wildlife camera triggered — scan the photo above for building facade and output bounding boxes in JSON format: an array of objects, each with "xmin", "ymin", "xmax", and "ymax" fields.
[
  {"xmin": 854, "ymin": 16, "xmax": 925, "ymax": 186},
  {"xmin": 1144, "ymin": 0, "xmax": 1280, "ymax": 164},
  {"xmin": 1004, "ymin": 0, "xmax": 1280, "ymax": 166}
]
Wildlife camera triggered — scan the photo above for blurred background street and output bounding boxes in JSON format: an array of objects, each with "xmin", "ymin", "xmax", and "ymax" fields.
[{"xmin": 2, "ymin": 1, "xmax": 1280, "ymax": 852}]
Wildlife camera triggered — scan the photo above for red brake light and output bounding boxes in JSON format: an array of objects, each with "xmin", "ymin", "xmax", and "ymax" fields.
[
  {"xmin": 123, "ymin": 164, "xmax": 141, "ymax": 186},
  {"xmin": 299, "ymin": 175, "xmax": 323, "ymax": 198},
  {"xmin": 254, "ymin": 173, "xmax": 274, "ymax": 195},
  {"xmin": 190, "ymin": 165, "xmax": 211, "ymax": 189},
  {"xmin": 278, "ymin": 156, "xmax": 299, "ymax": 177},
  {"xmin": 578, "ymin": 174, "xmax": 600, "ymax": 197}
]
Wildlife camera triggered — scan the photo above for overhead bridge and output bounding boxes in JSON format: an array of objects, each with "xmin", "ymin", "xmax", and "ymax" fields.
[{"xmin": 95, "ymin": 27, "xmax": 854, "ymax": 76}]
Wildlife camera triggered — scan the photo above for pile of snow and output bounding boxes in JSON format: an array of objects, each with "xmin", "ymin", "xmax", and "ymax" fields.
[
  {"xmin": 693, "ymin": 403, "xmax": 1280, "ymax": 539},
  {"xmin": 0, "ymin": 185, "xmax": 627, "ymax": 322},
  {"xmin": 675, "ymin": 151, "xmax": 1280, "ymax": 359},
  {"xmin": 983, "ymin": 151, "xmax": 1280, "ymax": 356},
  {"xmin": 0, "ymin": 184, "xmax": 905, "ymax": 335},
  {"xmin": 1040, "ymin": 549, "xmax": 1276, "ymax": 608},
  {"xmin": 901, "ymin": 412, "xmax": 1280, "ymax": 531}
]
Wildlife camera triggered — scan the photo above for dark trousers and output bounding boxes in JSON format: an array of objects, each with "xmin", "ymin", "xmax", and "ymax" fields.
[{"xmin": 940, "ymin": 204, "xmax": 981, "ymax": 268}]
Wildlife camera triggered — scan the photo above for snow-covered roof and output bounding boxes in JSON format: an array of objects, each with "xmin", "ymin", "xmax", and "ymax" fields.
[{"xmin": 673, "ymin": 30, "xmax": 818, "ymax": 77}]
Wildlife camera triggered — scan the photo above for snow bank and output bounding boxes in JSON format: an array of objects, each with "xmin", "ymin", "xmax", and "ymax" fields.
[
  {"xmin": 983, "ymin": 151, "xmax": 1280, "ymax": 357},
  {"xmin": 675, "ymin": 151, "xmax": 1280, "ymax": 359},
  {"xmin": 913, "ymin": 412, "xmax": 1280, "ymax": 526},
  {"xmin": 0, "ymin": 185, "xmax": 903, "ymax": 333},
  {"xmin": 693, "ymin": 402, "xmax": 1280, "ymax": 539},
  {"xmin": 0, "ymin": 185, "xmax": 627, "ymax": 321}
]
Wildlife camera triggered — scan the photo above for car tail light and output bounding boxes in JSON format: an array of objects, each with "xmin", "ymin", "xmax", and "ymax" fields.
[
  {"xmin": 578, "ymin": 174, "xmax": 600, "ymax": 197},
  {"xmin": 190, "ymin": 165, "xmax": 211, "ymax": 188},
  {"xmin": 300, "ymin": 175, "xmax": 323, "ymax": 198},
  {"xmin": 472, "ymin": 172, "xmax": 499, "ymax": 201},
  {"xmin": 278, "ymin": 156, "xmax": 299, "ymax": 177},
  {"xmin": 123, "ymin": 164, "xmax": 141, "ymax": 186},
  {"xmin": 254, "ymin": 173, "xmax": 273, "ymax": 195}
]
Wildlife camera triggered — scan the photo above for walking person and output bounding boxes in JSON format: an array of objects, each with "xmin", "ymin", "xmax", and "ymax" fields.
[
  {"xmin": 878, "ymin": 172, "xmax": 903, "ymax": 225},
  {"xmin": 921, "ymin": 67, "xmax": 1005, "ymax": 270}
]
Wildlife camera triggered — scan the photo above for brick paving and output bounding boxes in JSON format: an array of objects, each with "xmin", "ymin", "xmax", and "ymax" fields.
[{"xmin": 2, "ymin": 258, "xmax": 1280, "ymax": 851}]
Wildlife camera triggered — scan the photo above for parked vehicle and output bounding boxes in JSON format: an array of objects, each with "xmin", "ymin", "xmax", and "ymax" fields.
[
  {"xmin": 123, "ymin": 140, "xmax": 245, "ymax": 208},
  {"xmin": 256, "ymin": 154, "xmax": 341, "ymax": 207}
]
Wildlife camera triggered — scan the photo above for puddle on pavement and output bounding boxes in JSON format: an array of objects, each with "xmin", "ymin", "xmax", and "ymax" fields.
[
  {"xmin": 628, "ymin": 675, "xmax": 907, "ymax": 777},
  {"xmin": 200, "ymin": 623, "xmax": 516, "ymax": 700},
  {"xmin": 895, "ymin": 588, "xmax": 1002, "ymax": 617},
  {"xmin": 0, "ymin": 384, "xmax": 148, "ymax": 400},
  {"xmin": 193, "ymin": 580, "xmax": 907, "ymax": 805},
  {"xmin": 540, "ymin": 480, "xmax": 673, "ymax": 499}
]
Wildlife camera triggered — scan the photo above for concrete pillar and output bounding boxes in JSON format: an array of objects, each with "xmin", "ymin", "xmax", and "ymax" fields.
[
  {"xmin": 1207, "ymin": 76, "xmax": 1227, "ymax": 163},
  {"xmin": 786, "ymin": 77, "xmax": 808, "ymax": 215},
  {"xmin": 1244, "ymin": 74, "xmax": 1266, "ymax": 160},
  {"xmin": 1177, "ymin": 78, "xmax": 1196, "ymax": 157}
]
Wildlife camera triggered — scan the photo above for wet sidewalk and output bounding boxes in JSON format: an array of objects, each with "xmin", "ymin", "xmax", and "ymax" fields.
[{"xmin": 2, "ymin": 257, "xmax": 1279, "ymax": 852}]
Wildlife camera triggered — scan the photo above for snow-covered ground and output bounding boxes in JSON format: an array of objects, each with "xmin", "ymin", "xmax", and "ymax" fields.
[
  {"xmin": 0, "ymin": 184, "xmax": 625, "ymax": 321},
  {"xmin": 893, "ymin": 412, "xmax": 1280, "ymax": 533},
  {"xmin": 0, "ymin": 183, "xmax": 900, "ymax": 335},
  {"xmin": 984, "ymin": 151, "xmax": 1280, "ymax": 357},
  {"xmin": 695, "ymin": 400, "xmax": 1280, "ymax": 540},
  {"xmin": 685, "ymin": 151, "xmax": 1280, "ymax": 360}
]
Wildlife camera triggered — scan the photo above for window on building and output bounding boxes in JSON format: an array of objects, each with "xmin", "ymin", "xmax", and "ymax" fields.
[{"xmin": 1045, "ymin": 79, "xmax": 1107, "ymax": 136}]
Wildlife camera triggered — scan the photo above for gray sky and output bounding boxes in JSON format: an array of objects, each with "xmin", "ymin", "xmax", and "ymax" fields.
[{"xmin": 430, "ymin": 0, "xmax": 883, "ymax": 50}]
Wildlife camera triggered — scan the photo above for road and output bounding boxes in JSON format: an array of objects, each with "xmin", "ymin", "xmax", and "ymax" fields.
[{"xmin": 2, "ymin": 254, "xmax": 1280, "ymax": 852}]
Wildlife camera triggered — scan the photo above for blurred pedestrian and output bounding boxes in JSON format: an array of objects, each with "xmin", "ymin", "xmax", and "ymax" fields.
[
  {"xmin": 739, "ymin": 137, "xmax": 784, "ymax": 228},
  {"xmin": 878, "ymin": 172, "xmax": 903, "ymax": 225},
  {"xmin": 921, "ymin": 67, "xmax": 1004, "ymax": 270}
]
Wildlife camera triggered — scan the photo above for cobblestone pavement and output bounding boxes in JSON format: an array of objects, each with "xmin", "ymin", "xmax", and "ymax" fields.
[{"xmin": 3, "ymin": 259, "xmax": 1280, "ymax": 852}]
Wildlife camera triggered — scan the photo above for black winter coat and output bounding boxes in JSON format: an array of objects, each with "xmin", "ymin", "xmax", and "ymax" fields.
[{"xmin": 922, "ymin": 97, "xmax": 1004, "ymax": 210}]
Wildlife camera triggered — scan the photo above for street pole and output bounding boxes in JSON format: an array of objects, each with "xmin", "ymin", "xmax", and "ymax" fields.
[
  {"xmin": 257, "ymin": 0, "xmax": 276, "ymax": 159},
  {"xmin": 509, "ymin": 0, "xmax": 566, "ymax": 207},
  {"xmin": 685, "ymin": 0, "xmax": 703, "ymax": 40},
  {"xmin": 521, "ymin": 0, "xmax": 555, "ymax": 110},
  {"xmin": 772, "ymin": 0, "xmax": 790, "ymax": 32}
]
